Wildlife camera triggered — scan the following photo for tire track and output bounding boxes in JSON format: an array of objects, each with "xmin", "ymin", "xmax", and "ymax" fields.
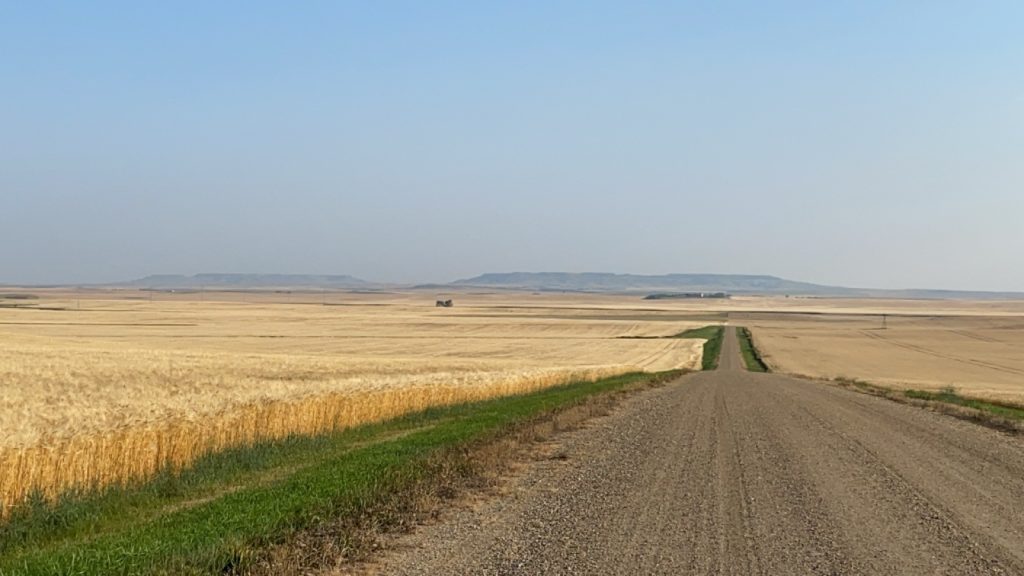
[{"xmin": 861, "ymin": 330, "xmax": 1024, "ymax": 376}]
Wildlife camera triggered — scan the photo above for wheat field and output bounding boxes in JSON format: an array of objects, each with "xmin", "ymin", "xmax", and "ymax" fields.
[
  {"xmin": 0, "ymin": 289, "xmax": 708, "ymax": 514},
  {"xmin": 6, "ymin": 289, "xmax": 1024, "ymax": 515}
]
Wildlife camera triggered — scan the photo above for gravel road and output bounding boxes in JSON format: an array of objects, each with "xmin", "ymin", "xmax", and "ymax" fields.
[{"xmin": 365, "ymin": 327, "xmax": 1024, "ymax": 575}]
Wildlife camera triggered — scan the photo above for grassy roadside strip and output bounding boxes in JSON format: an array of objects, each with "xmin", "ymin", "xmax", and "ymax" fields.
[
  {"xmin": 0, "ymin": 369, "xmax": 683, "ymax": 576},
  {"xmin": 675, "ymin": 326, "xmax": 724, "ymax": 371},
  {"xmin": 833, "ymin": 378, "xmax": 1024, "ymax": 434},
  {"xmin": 736, "ymin": 327, "xmax": 769, "ymax": 372}
]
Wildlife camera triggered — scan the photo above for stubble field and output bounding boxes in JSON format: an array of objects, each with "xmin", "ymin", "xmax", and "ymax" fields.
[{"xmin": 734, "ymin": 298, "xmax": 1024, "ymax": 404}]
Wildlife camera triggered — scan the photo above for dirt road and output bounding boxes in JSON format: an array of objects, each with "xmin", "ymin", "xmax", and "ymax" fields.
[{"xmin": 370, "ymin": 328, "xmax": 1024, "ymax": 575}]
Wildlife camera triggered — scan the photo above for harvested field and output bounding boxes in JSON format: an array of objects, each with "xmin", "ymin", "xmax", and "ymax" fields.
[
  {"xmin": 0, "ymin": 290, "xmax": 707, "ymax": 513},
  {"xmin": 738, "ymin": 300, "xmax": 1024, "ymax": 404}
]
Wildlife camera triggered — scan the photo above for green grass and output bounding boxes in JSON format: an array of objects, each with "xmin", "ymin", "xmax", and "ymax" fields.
[
  {"xmin": 0, "ymin": 370, "xmax": 679, "ymax": 576},
  {"xmin": 674, "ymin": 326, "xmax": 724, "ymax": 370},
  {"xmin": 904, "ymin": 387, "xmax": 1024, "ymax": 421},
  {"xmin": 736, "ymin": 327, "xmax": 769, "ymax": 372}
]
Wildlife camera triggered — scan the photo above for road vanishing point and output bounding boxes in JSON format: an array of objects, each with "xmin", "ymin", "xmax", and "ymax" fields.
[{"xmin": 372, "ymin": 326, "xmax": 1024, "ymax": 575}]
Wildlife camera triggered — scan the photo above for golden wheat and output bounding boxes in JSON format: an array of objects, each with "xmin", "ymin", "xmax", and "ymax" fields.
[
  {"xmin": 0, "ymin": 364, "xmax": 624, "ymax": 512},
  {"xmin": 0, "ymin": 291, "xmax": 707, "ymax": 515}
]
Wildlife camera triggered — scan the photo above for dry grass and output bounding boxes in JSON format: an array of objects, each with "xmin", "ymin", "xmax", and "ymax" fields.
[{"xmin": 0, "ymin": 290, "xmax": 708, "ymax": 514}]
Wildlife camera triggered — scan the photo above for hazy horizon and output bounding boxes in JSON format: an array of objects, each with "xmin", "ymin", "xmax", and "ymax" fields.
[
  {"xmin": 3, "ymin": 2, "xmax": 1022, "ymax": 291},
  {"xmin": 6, "ymin": 269, "xmax": 1024, "ymax": 295}
]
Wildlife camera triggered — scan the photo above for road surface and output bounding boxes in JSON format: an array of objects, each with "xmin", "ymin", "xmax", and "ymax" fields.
[{"xmin": 368, "ymin": 327, "xmax": 1024, "ymax": 575}]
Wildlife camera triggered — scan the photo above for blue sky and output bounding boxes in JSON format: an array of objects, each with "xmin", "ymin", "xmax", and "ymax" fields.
[{"xmin": 2, "ymin": 2, "xmax": 1022, "ymax": 289}]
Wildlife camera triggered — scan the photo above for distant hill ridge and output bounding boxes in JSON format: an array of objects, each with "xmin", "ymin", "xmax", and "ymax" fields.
[
  {"xmin": 452, "ymin": 272, "xmax": 1024, "ymax": 299},
  {"xmin": 453, "ymin": 272, "xmax": 842, "ymax": 294},
  {"xmin": 124, "ymin": 273, "xmax": 370, "ymax": 289},
  {"xmin": 109, "ymin": 271, "xmax": 1024, "ymax": 299}
]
